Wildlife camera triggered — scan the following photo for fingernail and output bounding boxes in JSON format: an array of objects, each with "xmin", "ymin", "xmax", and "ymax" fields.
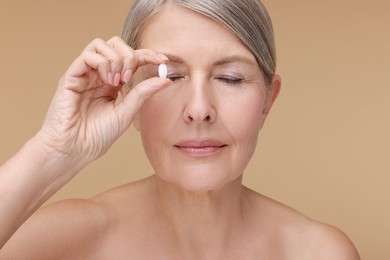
[
  {"xmin": 158, "ymin": 54, "xmax": 169, "ymax": 61},
  {"xmin": 114, "ymin": 72, "xmax": 121, "ymax": 86},
  {"xmin": 123, "ymin": 69, "xmax": 133, "ymax": 83},
  {"xmin": 108, "ymin": 72, "xmax": 113, "ymax": 85}
]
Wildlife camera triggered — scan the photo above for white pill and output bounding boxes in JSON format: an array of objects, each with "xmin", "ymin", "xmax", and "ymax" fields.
[{"xmin": 158, "ymin": 63, "xmax": 168, "ymax": 78}]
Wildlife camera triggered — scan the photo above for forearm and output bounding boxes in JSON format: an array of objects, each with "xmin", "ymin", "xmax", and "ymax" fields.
[{"xmin": 0, "ymin": 135, "xmax": 77, "ymax": 248}]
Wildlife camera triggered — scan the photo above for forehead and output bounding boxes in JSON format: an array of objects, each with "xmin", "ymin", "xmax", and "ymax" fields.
[{"xmin": 138, "ymin": 3, "xmax": 255, "ymax": 62}]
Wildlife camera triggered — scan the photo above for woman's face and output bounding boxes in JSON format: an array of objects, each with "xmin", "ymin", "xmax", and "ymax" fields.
[{"xmin": 133, "ymin": 3, "xmax": 280, "ymax": 192}]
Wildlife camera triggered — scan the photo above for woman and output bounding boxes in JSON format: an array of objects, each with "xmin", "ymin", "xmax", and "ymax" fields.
[{"xmin": 0, "ymin": 0, "xmax": 360, "ymax": 258}]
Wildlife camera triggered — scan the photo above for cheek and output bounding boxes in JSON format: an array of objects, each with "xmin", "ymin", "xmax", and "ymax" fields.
[
  {"xmin": 139, "ymin": 103, "xmax": 162, "ymax": 134},
  {"xmin": 224, "ymin": 92, "xmax": 266, "ymax": 136},
  {"xmin": 138, "ymin": 93, "xmax": 178, "ymax": 135},
  {"xmin": 138, "ymin": 99, "xmax": 170, "ymax": 163}
]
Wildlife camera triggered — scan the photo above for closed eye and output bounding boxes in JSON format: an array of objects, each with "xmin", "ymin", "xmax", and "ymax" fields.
[
  {"xmin": 217, "ymin": 76, "xmax": 243, "ymax": 85},
  {"xmin": 167, "ymin": 74, "xmax": 185, "ymax": 82}
]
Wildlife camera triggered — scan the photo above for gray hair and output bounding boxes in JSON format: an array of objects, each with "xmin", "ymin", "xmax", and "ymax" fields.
[{"xmin": 122, "ymin": 0, "xmax": 276, "ymax": 85}]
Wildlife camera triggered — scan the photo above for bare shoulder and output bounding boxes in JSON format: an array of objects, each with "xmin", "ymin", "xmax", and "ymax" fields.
[
  {"xmin": 243, "ymin": 187, "xmax": 360, "ymax": 259},
  {"xmin": 302, "ymin": 221, "xmax": 361, "ymax": 260},
  {"xmin": 2, "ymin": 178, "xmax": 154, "ymax": 259},
  {"xmin": 1, "ymin": 198, "xmax": 112, "ymax": 259},
  {"xmin": 93, "ymin": 176, "xmax": 153, "ymax": 202}
]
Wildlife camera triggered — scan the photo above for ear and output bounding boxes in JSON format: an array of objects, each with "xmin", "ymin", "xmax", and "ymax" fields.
[{"xmin": 262, "ymin": 74, "xmax": 281, "ymax": 117}]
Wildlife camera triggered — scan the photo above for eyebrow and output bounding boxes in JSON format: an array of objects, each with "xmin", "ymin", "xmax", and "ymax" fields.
[
  {"xmin": 212, "ymin": 55, "xmax": 255, "ymax": 66},
  {"xmin": 164, "ymin": 54, "xmax": 255, "ymax": 66},
  {"xmin": 164, "ymin": 54, "xmax": 185, "ymax": 64}
]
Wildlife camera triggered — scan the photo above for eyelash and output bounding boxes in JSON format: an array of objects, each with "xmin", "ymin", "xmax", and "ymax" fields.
[
  {"xmin": 167, "ymin": 75, "xmax": 243, "ymax": 85},
  {"xmin": 217, "ymin": 77, "xmax": 243, "ymax": 85},
  {"xmin": 167, "ymin": 75, "xmax": 184, "ymax": 82}
]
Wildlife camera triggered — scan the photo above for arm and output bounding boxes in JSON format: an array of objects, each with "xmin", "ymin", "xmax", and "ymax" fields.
[
  {"xmin": 0, "ymin": 36, "xmax": 171, "ymax": 249},
  {"xmin": 0, "ymin": 136, "xmax": 75, "ymax": 249},
  {"xmin": 1, "ymin": 198, "xmax": 111, "ymax": 259}
]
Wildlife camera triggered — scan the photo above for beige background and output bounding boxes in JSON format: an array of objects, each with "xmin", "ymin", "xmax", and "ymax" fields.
[{"xmin": 0, "ymin": 0, "xmax": 389, "ymax": 258}]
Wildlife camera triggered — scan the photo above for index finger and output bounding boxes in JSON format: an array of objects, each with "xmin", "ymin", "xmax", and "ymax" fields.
[{"xmin": 107, "ymin": 37, "xmax": 169, "ymax": 82}]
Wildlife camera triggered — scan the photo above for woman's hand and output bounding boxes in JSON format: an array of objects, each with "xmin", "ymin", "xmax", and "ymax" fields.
[{"xmin": 36, "ymin": 36, "xmax": 171, "ymax": 172}]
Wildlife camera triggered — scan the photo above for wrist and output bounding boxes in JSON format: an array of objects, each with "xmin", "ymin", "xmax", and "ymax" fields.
[
  {"xmin": 32, "ymin": 129, "xmax": 86, "ymax": 175},
  {"xmin": 24, "ymin": 133, "xmax": 83, "ymax": 189}
]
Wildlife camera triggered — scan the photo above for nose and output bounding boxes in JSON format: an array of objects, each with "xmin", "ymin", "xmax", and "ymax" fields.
[{"xmin": 183, "ymin": 77, "xmax": 216, "ymax": 124}]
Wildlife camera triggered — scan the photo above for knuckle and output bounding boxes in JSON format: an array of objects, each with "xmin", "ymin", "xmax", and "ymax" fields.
[
  {"xmin": 108, "ymin": 52, "xmax": 121, "ymax": 62},
  {"xmin": 92, "ymin": 37, "xmax": 105, "ymax": 44},
  {"xmin": 83, "ymin": 38, "xmax": 105, "ymax": 51},
  {"xmin": 89, "ymin": 38, "xmax": 105, "ymax": 47},
  {"xmin": 96, "ymin": 56, "xmax": 109, "ymax": 67},
  {"xmin": 124, "ymin": 52, "xmax": 137, "ymax": 67},
  {"xmin": 109, "ymin": 56, "xmax": 124, "ymax": 68},
  {"xmin": 108, "ymin": 36, "xmax": 126, "ymax": 48},
  {"xmin": 111, "ymin": 36, "xmax": 123, "ymax": 42}
]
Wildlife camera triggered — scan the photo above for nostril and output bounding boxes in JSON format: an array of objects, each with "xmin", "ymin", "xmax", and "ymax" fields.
[
  {"xmin": 183, "ymin": 97, "xmax": 216, "ymax": 123},
  {"xmin": 185, "ymin": 114, "xmax": 211, "ymax": 123}
]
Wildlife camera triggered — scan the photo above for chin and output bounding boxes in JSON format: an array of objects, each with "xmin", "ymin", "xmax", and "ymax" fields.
[{"xmin": 157, "ymin": 166, "xmax": 242, "ymax": 193}]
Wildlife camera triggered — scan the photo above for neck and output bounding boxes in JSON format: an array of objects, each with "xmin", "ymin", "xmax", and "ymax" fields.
[{"xmin": 152, "ymin": 175, "xmax": 247, "ymax": 257}]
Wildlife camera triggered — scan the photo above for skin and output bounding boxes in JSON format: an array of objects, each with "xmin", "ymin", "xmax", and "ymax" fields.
[{"xmin": 0, "ymin": 2, "xmax": 360, "ymax": 259}]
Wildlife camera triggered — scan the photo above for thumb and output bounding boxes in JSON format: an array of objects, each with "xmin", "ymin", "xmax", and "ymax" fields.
[{"xmin": 115, "ymin": 77, "xmax": 171, "ymax": 132}]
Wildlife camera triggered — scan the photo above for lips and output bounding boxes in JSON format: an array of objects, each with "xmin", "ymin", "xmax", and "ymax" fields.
[{"xmin": 174, "ymin": 139, "xmax": 227, "ymax": 157}]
